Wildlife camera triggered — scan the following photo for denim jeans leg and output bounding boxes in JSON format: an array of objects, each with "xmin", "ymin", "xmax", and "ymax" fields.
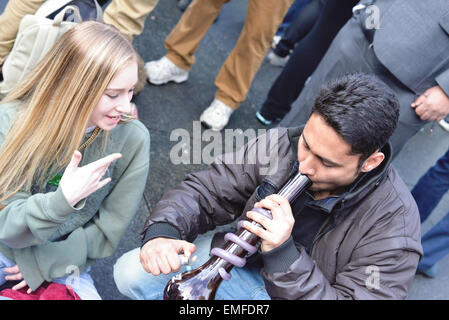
[
  {"xmin": 215, "ymin": 265, "xmax": 269, "ymax": 300},
  {"xmin": 411, "ymin": 148, "xmax": 449, "ymax": 223},
  {"xmin": 114, "ymin": 233, "xmax": 270, "ymax": 300},
  {"xmin": 113, "ymin": 235, "xmax": 214, "ymax": 300},
  {"xmin": 0, "ymin": 252, "xmax": 15, "ymax": 287},
  {"xmin": 275, "ymin": 0, "xmax": 313, "ymax": 37},
  {"xmin": 52, "ymin": 267, "xmax": 102, "ymax": 300},
  {"xmin": 419, "ymin": 209, "xmax": 449, "ymax": 270}
]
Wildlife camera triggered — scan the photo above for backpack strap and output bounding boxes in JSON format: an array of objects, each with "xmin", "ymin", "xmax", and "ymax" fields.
[{"xmin": 53, "ymin": 5, "xmax": 83, "ymax": 26}]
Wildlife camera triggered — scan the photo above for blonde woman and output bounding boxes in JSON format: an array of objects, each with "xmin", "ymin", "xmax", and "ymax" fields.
[{"xmin": 0, "ymin": 21, "xmax": 150, "ymax": 300}]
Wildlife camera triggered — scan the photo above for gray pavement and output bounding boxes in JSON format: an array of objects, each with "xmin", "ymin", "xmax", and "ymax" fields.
[{"xmin": 2, "ymin": 0, "xmax": 449, "ymax": 300}]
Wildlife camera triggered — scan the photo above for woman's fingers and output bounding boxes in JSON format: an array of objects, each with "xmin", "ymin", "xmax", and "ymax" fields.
[
  {"xmin": 12, "ymin": 280, "xmax": 28, "ymax": 292},
  {"xmin": 4, "ymin": 265, "xmax": 20, "ymax": 274},
  {"xmin": 89, "ymin": 153, "xmax": 122, "ymax": 171},
  {"xmin": 5, "ymin": 272, "xmax": 23, "ymax": 281}
]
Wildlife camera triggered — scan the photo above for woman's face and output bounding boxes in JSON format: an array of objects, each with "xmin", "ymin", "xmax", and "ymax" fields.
[{"xmin": 87, "ymin": 61, "xmax": 138, "ymax": 131}]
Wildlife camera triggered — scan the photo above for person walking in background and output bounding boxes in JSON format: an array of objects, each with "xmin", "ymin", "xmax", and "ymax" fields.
[
  {"xmin": 271, "ymin": 0, "xmax": 312, "ymax": 48},
  {"xmin": 0, "ymin": 0, "xmax": 158, "ymax": 82},
  {"xmin": 413, "ymin": 148, "xmax": 449, "ymax": 278},
  {"xmin": 145, "ymin": 0, "xmax": 294, "ymax": 131},
  {"xmin": 257, "ymin": 0, "xmax": 357, "ymax": 125},
  {"xmin": 278, "ymin": 0, "xmax": 449, "ymax": 157},
  {"xmin": 267, "ymin": 0, "xmax": 321, "ymax": 68}
]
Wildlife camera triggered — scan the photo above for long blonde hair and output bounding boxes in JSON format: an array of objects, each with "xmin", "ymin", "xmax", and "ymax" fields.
[{"xmin": 0, "ymin": 21, "xmax": 138, "ymax": 204}]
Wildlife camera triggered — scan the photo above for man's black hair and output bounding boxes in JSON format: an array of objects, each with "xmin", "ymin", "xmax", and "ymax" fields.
[{"xmin": 311, "ymin": 73, "xmax": 400, "ymax": 162}]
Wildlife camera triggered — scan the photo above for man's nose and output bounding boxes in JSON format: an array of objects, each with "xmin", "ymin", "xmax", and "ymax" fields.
[{"xmin": 299, "ymin": 157, "xmax": 316, "ymax": 176}]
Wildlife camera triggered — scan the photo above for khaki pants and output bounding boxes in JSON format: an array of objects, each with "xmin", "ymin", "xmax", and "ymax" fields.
[
  {"xmin": 165, "ymin": 0, "xmax": 294, "ymax": 109},
  {"xmin": 0, "ymin": 0, "xmax": 158, "ymax": 73}
]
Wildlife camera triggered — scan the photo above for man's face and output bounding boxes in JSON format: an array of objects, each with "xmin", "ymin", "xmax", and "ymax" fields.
[{"xmin": 297, "ymin": 113, "xmax": 364, "ymax": 196}]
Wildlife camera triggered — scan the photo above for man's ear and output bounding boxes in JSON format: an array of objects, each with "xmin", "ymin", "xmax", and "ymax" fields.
[{"xmin": 360, "ymin": 151, "xmax": 385, "ymax": 173}]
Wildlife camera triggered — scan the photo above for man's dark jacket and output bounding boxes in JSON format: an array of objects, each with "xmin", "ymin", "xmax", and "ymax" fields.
[{"xmin": 143, "ymin": 127, "xmax": 422, "ymax": 299}]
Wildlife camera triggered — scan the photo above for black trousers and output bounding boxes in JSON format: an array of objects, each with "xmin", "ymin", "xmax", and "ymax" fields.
[{"xmin": 259, "ymin": 0, "xmax": 357, "ymax": 120}]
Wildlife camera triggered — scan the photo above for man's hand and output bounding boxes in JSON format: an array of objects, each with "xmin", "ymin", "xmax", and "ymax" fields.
[
  {"xmin": 4, "ymin": 265, "xmax": 32, "ymax": 294},
  {"xmin": 244, "ymin": 194, "xmax": 294, "ymax": 252},
  {"xmin": 59, "ymin": 151, "xmax": 122, "ymax": 207},
  {"xmin": 140, "ymin": 237, "xmax": 196, "ymax": 276},
  {"xmin": 411, "ymin": 86, "xmax": 449, "ymax": 121}
]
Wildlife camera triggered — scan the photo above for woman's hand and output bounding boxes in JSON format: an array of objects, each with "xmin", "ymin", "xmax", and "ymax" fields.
[
  {"xmin": 4, "ymin": 265, "xmax": 31, "ymax": 294},
  {"xmin": 59, "ymin": 151, "xmax": 122, "ymax": 207}
]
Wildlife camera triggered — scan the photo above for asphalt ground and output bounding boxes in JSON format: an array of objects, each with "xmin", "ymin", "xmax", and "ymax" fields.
[{"xmin": 1, "ymin": 0, "xmax": 449, "ymax": 300}]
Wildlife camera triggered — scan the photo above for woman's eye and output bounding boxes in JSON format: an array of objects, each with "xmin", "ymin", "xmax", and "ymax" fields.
[{"xmin": 107, "ymin": 94, "xmax": 119, "ymax": 99}]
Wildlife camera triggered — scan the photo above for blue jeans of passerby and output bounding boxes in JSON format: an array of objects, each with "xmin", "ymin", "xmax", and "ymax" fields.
[
  {"xmin": 412, "ymin": 147, "xmax": 449, "ymax": 270},
  {"xmin": 113, "ymin": 234, "xmax": 270, "ymax": 300},
  {"xmin": 275, "ymin": 0, "xmax": 312, "ymax": 37}
]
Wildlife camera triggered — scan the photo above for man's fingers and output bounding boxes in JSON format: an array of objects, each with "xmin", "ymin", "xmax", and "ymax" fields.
[
  {"xmin": 243, "ymin": 220, "xmax": 270, "ymax": 240},
  {"xmin": 247, "ymin": 210, "xmax": 272, "ymax": 230},
  {"xmin": 166, "ymin": 253, "xmax": 182, "ymax": 273},
  {"xmin": 411, "ymin": 94, "xmax": 427, "ymax": 108},
  {"xmin": 178, "ymin": 241, "xmax": 196, "ymax": 258},
  {"xmin": 255, "ymin": 198, "xmax": 284, "ymax": 219},
  {"xmin": 414, "ymin": 104, "xmax": 430, "ymax": 120},
  {"xmin": 144, "ymin": 256, "xmax": 160, "ymax": 276},
  {"xmin": 156, "ymin": 255, "xmax": 172, "ymax": 275},
  {"xmin": 266, "ymin": 194, "xmax": 291, "ymax": 217}
]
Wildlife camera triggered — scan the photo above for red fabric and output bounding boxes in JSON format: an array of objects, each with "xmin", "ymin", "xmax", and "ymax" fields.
[{"xmin": 0, "ymin": 282, "xmax": 81, "ymax": 300}]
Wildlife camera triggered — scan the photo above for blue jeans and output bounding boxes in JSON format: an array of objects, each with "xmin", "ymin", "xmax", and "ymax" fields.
[
  {"xmin": 275, "ymin": 0, "xmax": 312, "ymax": 37},
  {"xmin": 113, "ymin": 234, "xmax": 270, "ymax": 300},
  {"xmin": 412, "ymin": 147, "xmax": 449, "ymax": 270}
]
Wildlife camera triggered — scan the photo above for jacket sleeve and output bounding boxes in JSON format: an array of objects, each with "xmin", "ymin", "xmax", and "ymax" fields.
[
  {"xmin": 261, "ymin": 207, "xmax": 422, "ymax": 300},
  {"xmin": 436, "ymin": 68, "xmax": 449, "ymax": 98},
  {"xmin": 0, "ymin": 188, "xmax": 84, "ymax": 249},
  {"xmin": 143, "ymin": 129, "xmax": 286, "ymax": 243},
  {"xmin": 13, "ymin": 127, "xmax": 150, "ymax": 291}
]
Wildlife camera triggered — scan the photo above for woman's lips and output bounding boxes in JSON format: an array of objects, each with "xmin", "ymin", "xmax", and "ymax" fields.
[{"xmin": 106, "ymin": 115, "xmax": 121, "ymax": 124}]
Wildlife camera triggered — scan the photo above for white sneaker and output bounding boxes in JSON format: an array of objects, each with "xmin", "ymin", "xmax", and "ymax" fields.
[
  {"xmin": 272, "ymin": 35, "xmax": 281, "ymax": 48},
  {"xmin": 267, "ymin": 51, "xmax": 289, "ymax": 67},
  {"xmin": 200, "ymin": 99, "xmax": 234, "ymax": 131},
  {"xmin": 439, "ymin": 119, "xmax": 449, "ymax": 132},
  {"xmin": 145, "ymin": 56, "xmax": 189, "ymax": 85}
]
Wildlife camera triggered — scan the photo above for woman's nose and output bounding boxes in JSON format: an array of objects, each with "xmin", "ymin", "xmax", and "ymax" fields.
[{"xmin": 116, "ymin": 96, "xmax": 132, "ymax": 114}]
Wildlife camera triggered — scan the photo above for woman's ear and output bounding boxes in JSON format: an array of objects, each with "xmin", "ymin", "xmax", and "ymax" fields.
[{"xmin": 360, "ymin": 151, "xmax": 385, "ymax": 173}]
